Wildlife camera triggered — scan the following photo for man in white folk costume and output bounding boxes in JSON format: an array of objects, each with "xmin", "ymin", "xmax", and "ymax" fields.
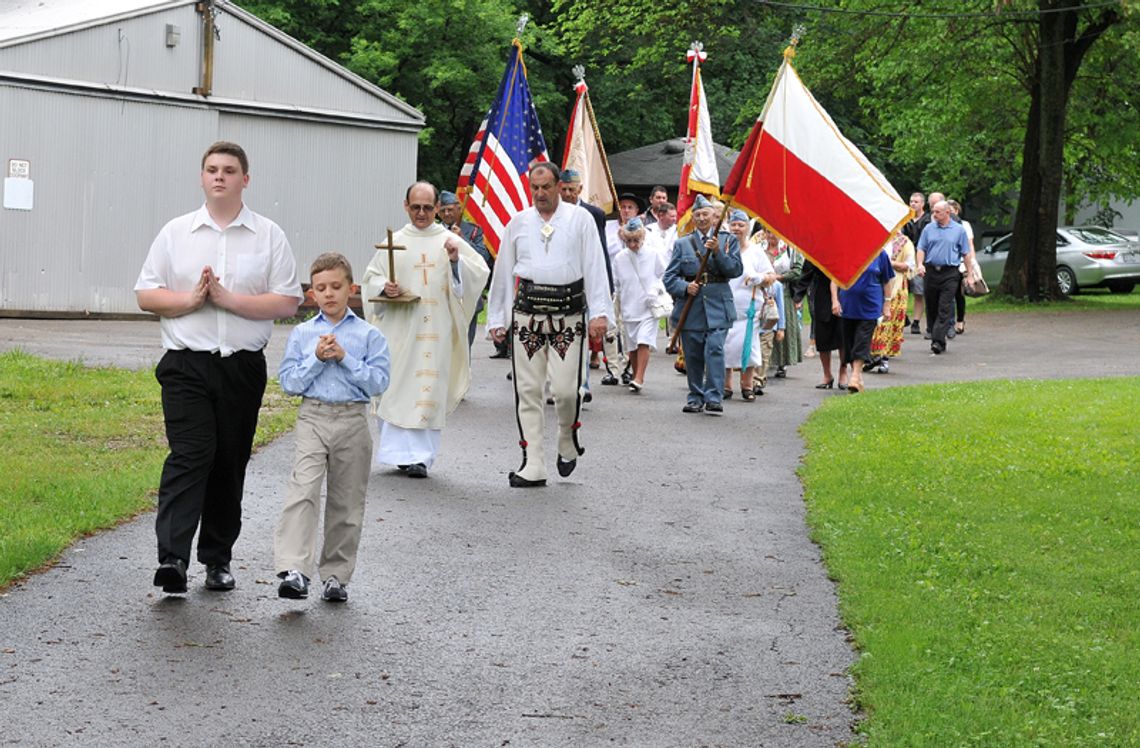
[
  {"xmin": 487, "ymin": 163, "xmax": 613, "ymax": 487},
  {"xmin": 362, "ymin": 182, "xmax": 490, "ymax": 479}
]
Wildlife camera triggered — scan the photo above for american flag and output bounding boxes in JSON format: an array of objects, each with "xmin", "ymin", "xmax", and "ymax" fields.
[{"xmin": 457, "ymin": 40, "xmax": 549, "ymax": 258}]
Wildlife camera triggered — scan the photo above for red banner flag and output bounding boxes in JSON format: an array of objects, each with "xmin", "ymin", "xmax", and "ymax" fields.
[{"xmin": 722, "ymin": 56, "xmax": 912, "ymax": 287}]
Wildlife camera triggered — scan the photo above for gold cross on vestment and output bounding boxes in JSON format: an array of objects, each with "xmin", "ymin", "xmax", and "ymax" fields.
[
  {"xmin": 369, "ymin": 227, "xmax": 420, "ymax": 304},
  {"xmin": 414, "ymin": 253, "xmax": 436, "ymax": 286}
]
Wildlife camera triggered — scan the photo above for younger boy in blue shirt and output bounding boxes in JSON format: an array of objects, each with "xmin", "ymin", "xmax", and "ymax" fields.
[{"xmin": 275, "ymin": 253, "xmax": 390, "ymax": 602}]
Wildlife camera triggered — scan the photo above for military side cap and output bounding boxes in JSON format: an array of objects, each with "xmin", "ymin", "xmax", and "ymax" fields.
[
  {"xmin": 693, "ymin": 194, "xmax": 714, "ymax": 210},
  {"xmin": 561, "ymin": 169, "xmax": 582, "ymax": 183},
  {"xmin": 624, "ymin": 217, "xmax": 644, "ymax": 232},
  {"xmin": 439, "ymin": 190, "xmax": 459, "ymax": 205}
]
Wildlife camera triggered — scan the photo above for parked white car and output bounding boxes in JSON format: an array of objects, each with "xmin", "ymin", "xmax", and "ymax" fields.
[{"xmin": 978, "ymin": 227, "xmax": 1140, "ymax": 295}]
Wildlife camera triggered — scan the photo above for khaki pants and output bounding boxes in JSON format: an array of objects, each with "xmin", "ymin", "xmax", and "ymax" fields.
[
  {"xmin": 601, "ymin": 295, "xmax": 627, "ymax": 376},
  {"xmin": 757, "ymin": 330, "xmax": 776, "ymax": 388},
  {"xmin": 274, "ymin": 399, "xmax": 372, "ymax": 584}
]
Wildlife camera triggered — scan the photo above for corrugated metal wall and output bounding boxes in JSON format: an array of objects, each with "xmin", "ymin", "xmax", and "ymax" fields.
[
  {"xmin": 0, "ymin": 4, "xmax": 416, "ymax": 123},
  {"xmin": 0, "ymin": 6, "xmax": 202, "ymax": 97},
  {"xmin": 218, "ymin": 113, "xmax": 417, "ymax": 286},
  {"xmin": 0, "ymin": 85, "xmax": 216, "ymax": 314},
  {"xmin": 0, "ymin": 3, "xmax": 423, "ymax": 316},
  {"xmin": 0, "ymin": 84, "xmax": 419, "ymax": 314}
]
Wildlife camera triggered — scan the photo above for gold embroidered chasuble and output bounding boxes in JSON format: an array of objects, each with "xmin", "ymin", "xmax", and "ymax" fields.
[{"xmin": 362, "ymin": 222, "xmax": 490, "ymax": 430}]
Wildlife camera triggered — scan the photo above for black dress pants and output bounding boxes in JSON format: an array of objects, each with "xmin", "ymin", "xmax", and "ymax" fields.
[
  {"xmin": 154, "ymin": 349, "xmax": 266, "ymax": 566},
  {"xmin": 924, "ymin": 265, "xmax": 960, "ymax": 349}
]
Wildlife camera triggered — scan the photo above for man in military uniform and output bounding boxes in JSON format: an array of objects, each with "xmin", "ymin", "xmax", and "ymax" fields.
[
  {"xmin": 663, "ymin": 194, "xmax": 743, "ymax": 414},
  {"xmin": 438, "ymin": 190, "xmax": 498, "ymax": 354}
]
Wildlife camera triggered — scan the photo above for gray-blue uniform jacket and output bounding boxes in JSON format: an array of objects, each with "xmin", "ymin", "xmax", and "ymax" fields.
[{"xmin": 663, "ymin": 229, "xmax": 744, "ymax": 331}]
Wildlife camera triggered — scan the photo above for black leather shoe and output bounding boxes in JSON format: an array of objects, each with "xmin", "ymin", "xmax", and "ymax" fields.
[
  {"xmin": 204, "ymin": 564, "xmax": 235, "ymax": 591},
  {"xmin": 682, "ymin": 402, "xmax": 704, "ymax": 413},
  {"xmin": 931, "ymin": 343, "xmax": 945, "ymax": 355},
  {"xmin": 774, "ymin": 367, "xmax": 787, "ymax": 378},
  {"xmin": 582, "ymin": 391, "xmax": 593, "ymax": 403},
  {"xmin": 600, "ymin": 374, "xmax": 619, "ymax": 386},
  {"xmin": 508, "ymin": 471, "xmax": 546, "ymax": 488},
  {"xmin": 153, "ymin": 559, "xmax": 188, "ymax": 594},
  {"xmin": 557, "ymin": 457, "xmax": 577, "ymax": 477},
  {"xmin": 705, "ymin": 402, "xmax": 723, "ymax": 414},
  {"xmin": 489, "ymin": 349, "xmax": 510, "ymax": 359},
  {"xmin": 406, "ymin": 463, "xmax": 428, "ymax": 478}
]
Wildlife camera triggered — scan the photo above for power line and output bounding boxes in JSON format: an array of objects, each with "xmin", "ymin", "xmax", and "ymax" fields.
[{"xmin": 757, "ymin": 0, "xmax": 1124, "ymax": 20}]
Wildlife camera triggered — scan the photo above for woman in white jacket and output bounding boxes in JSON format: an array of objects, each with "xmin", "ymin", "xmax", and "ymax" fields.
[
  {"xmin": 613, "ymin": 218, "xmax": 667, "ymax": 392},
  {"xmin": 724, "ymin": 211, "xmax": 776, "ymax": 401}
]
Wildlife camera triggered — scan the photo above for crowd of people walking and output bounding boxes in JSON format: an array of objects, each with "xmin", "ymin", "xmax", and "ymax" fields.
[{"xmin": 135, "ymin": 141, "xmax": 978, "ymax": 602}]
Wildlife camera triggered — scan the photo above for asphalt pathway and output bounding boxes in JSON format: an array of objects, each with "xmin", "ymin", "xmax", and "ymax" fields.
[{"xmin": 0, "ymin": 310, "xmax": 1136, "ymax": 747}]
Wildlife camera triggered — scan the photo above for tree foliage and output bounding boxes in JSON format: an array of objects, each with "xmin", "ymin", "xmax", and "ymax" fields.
[{"xmin": 238, "ymin": 0, "xmax": 1139, "ymax": 301}]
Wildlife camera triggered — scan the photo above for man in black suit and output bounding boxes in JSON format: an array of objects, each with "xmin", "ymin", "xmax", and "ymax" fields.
[{"xmin": 558, "ymin": 169, "xmax": 612, "ymax": 291}]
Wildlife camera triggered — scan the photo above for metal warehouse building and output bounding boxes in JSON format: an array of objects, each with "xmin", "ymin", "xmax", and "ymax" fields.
[{"xmin": 0, "ymin": 0, "xmax": 424, "ymax": 316}]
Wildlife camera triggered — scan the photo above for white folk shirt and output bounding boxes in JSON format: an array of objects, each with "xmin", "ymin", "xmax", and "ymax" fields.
[
  {"xmin": 649, "ymin": 223, "xmax": 677, "ymax": 256},
  {"xmin": 135, "ymin": 204, "xmax": 301, "ymax": 356},
  {"xmin": 487, "ymin": 200, "xmax": 614, "ymax": 330}
]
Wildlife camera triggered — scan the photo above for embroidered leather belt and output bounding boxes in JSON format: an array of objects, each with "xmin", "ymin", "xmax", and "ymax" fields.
[
  {"xmin": 684, "ymin": 273, "xmax": 729, "ymax": 284},
  {"xmin": 514, "ymin": 278, "xmax": 586, "ymax": 315}
]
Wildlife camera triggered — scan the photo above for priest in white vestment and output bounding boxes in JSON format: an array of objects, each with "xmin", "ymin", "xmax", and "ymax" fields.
[{"xmin": 362, "ymin": 182, "xmax": 490, "ymax": 478}]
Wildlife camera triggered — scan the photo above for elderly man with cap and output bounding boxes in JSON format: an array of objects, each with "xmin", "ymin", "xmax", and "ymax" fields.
[
  {"xmin": 437, "ymin": 190, "xmax": 496, "ymax": 354},
  {"xmin": 663, "ymin": 194, "xmax": 743, "ymax": 414}
]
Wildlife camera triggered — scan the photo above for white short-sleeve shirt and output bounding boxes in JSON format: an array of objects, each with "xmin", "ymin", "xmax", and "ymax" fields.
[{"xmin": 135, "ymin": 204, "xmax": 302, "ymax": 356}]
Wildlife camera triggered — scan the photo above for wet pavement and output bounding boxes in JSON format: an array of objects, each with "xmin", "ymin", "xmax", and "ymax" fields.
[{"xmin": 0, "ymin": 309, "xmax": 1136, "ymax": 746}]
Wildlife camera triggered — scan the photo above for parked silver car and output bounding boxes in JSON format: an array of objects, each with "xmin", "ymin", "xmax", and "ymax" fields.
[{"xmin": 978, "ymin": 227, "xmax": 1140, "ymax": 295}]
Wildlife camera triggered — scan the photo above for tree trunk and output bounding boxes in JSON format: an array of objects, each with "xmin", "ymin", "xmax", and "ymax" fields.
[
  {"xmin": 998, "ymin": 1, "xmax": 1121, "ymax": 300},
  {"xmin": 1000, "ymin": 71, "xmax": 1044, "ymax": 299}
]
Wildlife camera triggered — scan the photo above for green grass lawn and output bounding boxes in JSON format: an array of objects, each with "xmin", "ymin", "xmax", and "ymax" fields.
[
  {"xmin": 800, "ymin": 378, "xmax": 1140, "ymax": 745},
  {"xmin": 0, "ymin": 350, "xmax": 297, "ymax": 588},
  {"xmin": 966, "ymin": 287, "xmax": 1140, "ymax": 313}
]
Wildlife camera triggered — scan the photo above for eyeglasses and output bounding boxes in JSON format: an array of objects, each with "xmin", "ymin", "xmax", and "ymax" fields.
[{"xmin": 408, "ymin": 204, "xmax": 436, "ymax": 214}]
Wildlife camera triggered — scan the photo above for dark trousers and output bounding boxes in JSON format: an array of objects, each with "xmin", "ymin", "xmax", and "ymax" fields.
[
  {"xmin": 680, "ymin": 328, "xmax": 728, "ymax": 405},
  {"xmin": 924, "ymin": 265, "xmax": 960, "ymax": 348},
  {"xmin": 154, "ymin": 349, "xmax": 266, "ymax": 566},
  {"xmin": 840, "ymin": 317, "xmax": 877, "ymax": 365},
  {"xmin": 955, "ymin": 274, "xmax": 966, "ymax": 324}
]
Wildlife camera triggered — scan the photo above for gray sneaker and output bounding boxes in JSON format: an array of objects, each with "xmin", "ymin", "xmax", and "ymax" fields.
[
  {"xmin": 277, "ymin": 569, "xmax": 309, "ymax": 599},
  {"xmin": 322, "ymin": 576, "xmax": 348, "ymax": 603}
]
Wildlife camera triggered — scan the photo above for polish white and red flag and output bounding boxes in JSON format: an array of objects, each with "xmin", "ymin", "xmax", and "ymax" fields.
[
  {"xmin": 676, "ymin": 43, "xmax": 720, "ymax": 235},
  {"xmin": 722, "ymin": 55, "xmax": 912, "ymax": 287},
  {"xmin": 457, "ymin": 39, "xmax": 549, "ymax": 258}
]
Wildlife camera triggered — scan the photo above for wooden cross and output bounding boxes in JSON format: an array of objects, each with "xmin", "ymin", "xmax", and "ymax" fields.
[{"xmin": 369, "ymin": 227, "xmax": 420, "ymax": 304}]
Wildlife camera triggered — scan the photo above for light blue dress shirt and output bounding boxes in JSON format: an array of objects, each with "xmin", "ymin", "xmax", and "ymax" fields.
[{"xmin": 278, "ymin": 309, "xmax": 390, "ymax": 403}]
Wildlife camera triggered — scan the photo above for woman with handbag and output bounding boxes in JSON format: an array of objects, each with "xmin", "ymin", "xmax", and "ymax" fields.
[
  {"xmin": 723, "ymin": 211, "xmax": 776, "ymax": 402},
  {"xmin": 757, "ymin": 229, "xmax": 804, "ymax": 378},
  {"xmin": 947, "ymin": 199, "xmax": 974, "ymax": 335},
  {"xmin": 613, "ymin": 218, "xmax": 668, "ymax": 392},
  {"xmin": 867, "ymin": 233, "xmax": 915, "ymax": 373}
]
